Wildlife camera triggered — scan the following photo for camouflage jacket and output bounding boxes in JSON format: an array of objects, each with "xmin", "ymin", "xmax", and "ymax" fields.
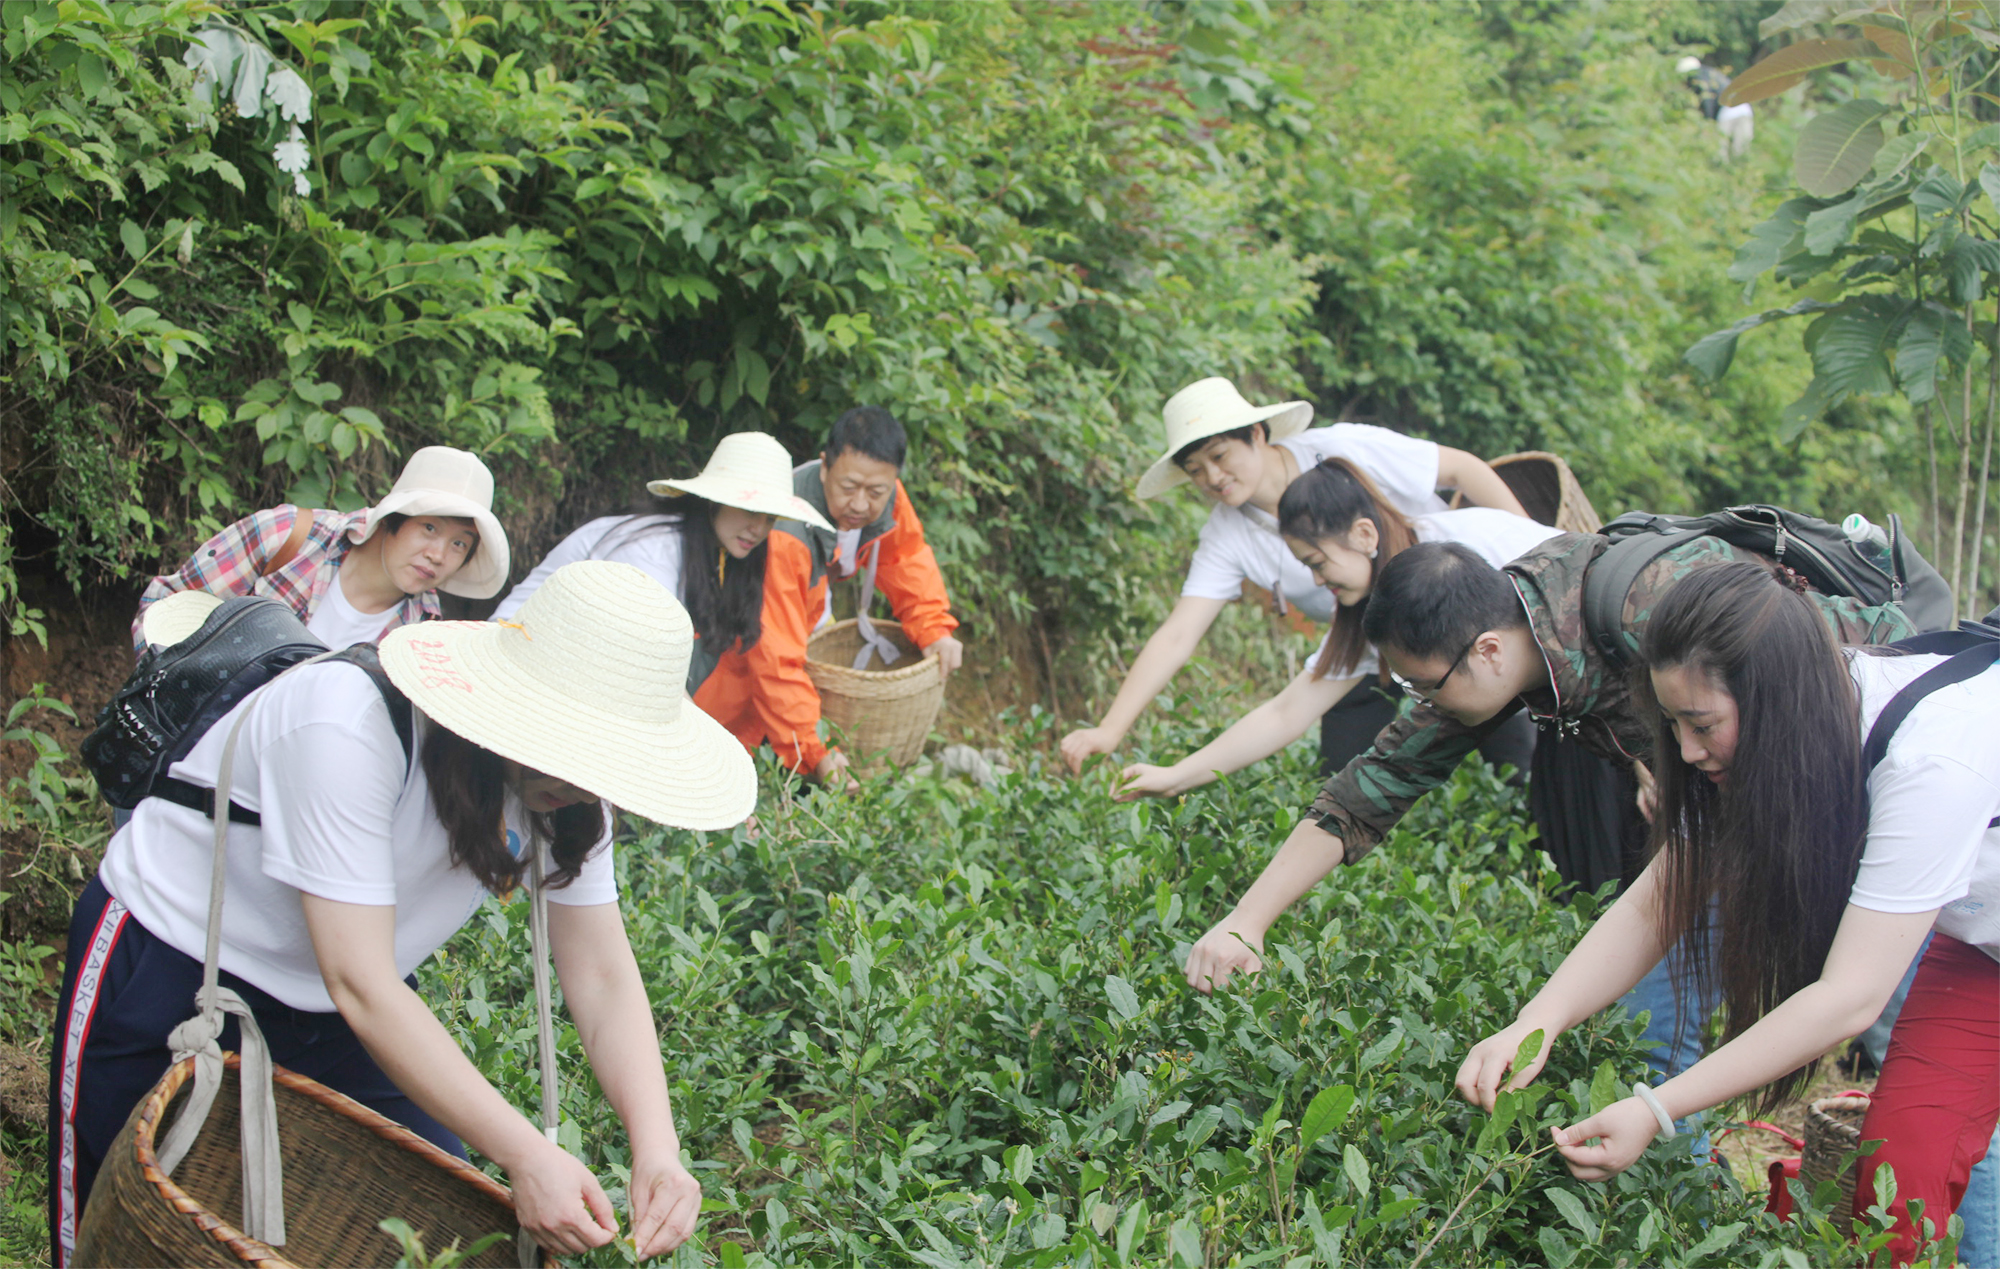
[{"xmin": 1309, "ymin": 532, "xmax": 1919, "ymax": 864}]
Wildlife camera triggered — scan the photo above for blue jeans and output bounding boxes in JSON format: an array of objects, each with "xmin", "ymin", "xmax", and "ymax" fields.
[
  {"xmin": 1866, "ymin": 936, "xmax": 1998, "ymax": 1268},
  {"xmin": 1614, "ymin": 934, "xmax": 1716, "ymax": 1158}
]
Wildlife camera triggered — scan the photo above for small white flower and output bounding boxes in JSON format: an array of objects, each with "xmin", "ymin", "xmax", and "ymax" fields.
[
  {"xmin": 265, "ymin": 66, "xmax": 312, "ymax": 124},
  {"xmin": 293, "ymin": 172, "xmax": 312, "ymax": 197},
  {"xmin": 273, "ymin": 124, "xmax": 310, "ymax": 175}
]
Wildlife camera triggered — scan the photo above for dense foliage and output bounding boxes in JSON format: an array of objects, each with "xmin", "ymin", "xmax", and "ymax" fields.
[{"xmin": 411, "ymin": 718, "xmax": 1943, "ymax": 1267}]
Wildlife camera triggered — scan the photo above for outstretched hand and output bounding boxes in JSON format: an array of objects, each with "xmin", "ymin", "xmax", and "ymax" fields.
[
  {"xmin": 1059, "ymin": 726, "xmax": 1119, "ymax": 775},
  {"xmin": 627, "ymin": 1150, "xmax": 703, "ymax": 1258},
  {"xmin": 1183, "ymin": 916, "xmax": 1265, "ymax": 994},
  {"xmin": 1452, "ymin": 1019, "xmax": 1556, "ymax": 1113},
  {"xmin": 1114, "ymin": 762, "xmax": 1183, "ymax": 801},
  {"xmin": 1549, "ymin": 1098, "xmax": 1662, "ymax": 1181}
]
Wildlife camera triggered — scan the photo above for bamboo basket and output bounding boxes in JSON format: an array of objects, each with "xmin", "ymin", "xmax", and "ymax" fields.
[
  {"xmin": 73, "ymin": 1054, "xmax": 539, "ymax": 1268},
  {"xmin": 1800, "ymin": 1093, "xmax": 1873, "ymax": 1216},
  {"xmin": 1452, "ymin": 451, "xmax": 1602, "ymax": 534},
  {"xmin": 806, "ymin": 619, "xmax": 944, "ymax": 767}
]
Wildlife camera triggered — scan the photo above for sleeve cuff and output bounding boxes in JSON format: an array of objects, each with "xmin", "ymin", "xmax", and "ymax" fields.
[{"xmin": 1306, "ymin": 796, "xmax": 1382, "ymax": 865}]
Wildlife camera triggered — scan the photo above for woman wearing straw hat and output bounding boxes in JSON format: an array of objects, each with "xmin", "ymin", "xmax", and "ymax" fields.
[
  {"xmin": 493, "ymin": 432, "xmax": 832, "ymax": 696},
  {"xmin": 1059, "ymin": 377, "xmax": 1528, "ymax": 777},
  {"xmin": 131, "ymin": 445, "xmax": 510, "ymax": 656},
  {"xmin": 51, "ymin": 563, "xmax": 751, "ymax": 1263}
]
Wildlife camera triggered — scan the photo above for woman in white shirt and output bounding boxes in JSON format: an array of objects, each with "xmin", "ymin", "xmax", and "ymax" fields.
[
  {"xmin": 1059, "ymin": 377, "xmax": 1528, "ymax": 776},
  {"xmin": 51, "ymin": 563, "xmax": 752, "ymax": 1265},
  {"xmin": 1457, "ymin": 563, "xmax": 1999, "ymax": 1264},
  {"xmin": 1117, "ymin": 457, "xmax": 1559, "ymax": 799},
  {"xmin": 493, "ymin": 432, "xmax": 831, "ymax": 691}
]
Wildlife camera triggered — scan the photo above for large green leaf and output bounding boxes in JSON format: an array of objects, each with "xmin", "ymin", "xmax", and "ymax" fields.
[
  {"xmin": 1795, "ymin": 101, "xmax": 1892, "ymax": 198},
  {"xmin": 1729, "ymin": 199, "xmax": 1815, "ymax": 286},
  {"xmin": 1813, "ymin": 295, "xmax": 1905, "ymax": 403},
  {"xmin": 1871, "ymin": 130, "xmax": 1931, "ymax": 181},
  {"xmin": 1760, "ymin": 0, "xmax": 1886, "ymax": 37},
  {"xmin": 1683, "ymin": 299, "xmax": 1837, "ymax": 382},
  {"xmin": 1723, "ymin": 38, "xmax": 1876, "ymax": 106}
]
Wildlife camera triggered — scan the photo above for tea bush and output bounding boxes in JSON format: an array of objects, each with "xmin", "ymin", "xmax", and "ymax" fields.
[{"xmin": 423, "ymin": 709, "xmax": 1945, "ymax": 1267}]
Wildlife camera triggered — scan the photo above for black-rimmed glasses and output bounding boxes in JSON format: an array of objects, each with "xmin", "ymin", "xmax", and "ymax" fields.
[{"xmin": 1390, "ymin": 635, "xmax": 1477, "ymax": 703}]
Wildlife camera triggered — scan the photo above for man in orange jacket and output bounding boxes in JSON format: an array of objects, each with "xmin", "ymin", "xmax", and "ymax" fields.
[{"xmin": 694, "ymin": 407, "xmax": 961, "ymax": 786}]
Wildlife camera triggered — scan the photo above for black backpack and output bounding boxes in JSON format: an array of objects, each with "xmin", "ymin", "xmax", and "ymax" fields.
[
  {"xmin": 84, "ymin": 595, "xmax": 412, "ymax": 824},
  {"xmin": 1582, "ymin": 505, "xmax": 1955, "ymax": 668},
  {"xmin": 1862, "ymin": 613, "xmax": 2000, "ymax": 832}
]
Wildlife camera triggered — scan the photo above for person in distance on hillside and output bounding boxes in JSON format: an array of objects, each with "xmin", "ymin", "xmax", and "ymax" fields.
[
  {"xmin": 693, "ymin": 406, "xmax": 960, "ymax": 791},
  {"xmin": 1058, "ymin": 377, "xmax": 1530, "ymax": 782},
  {"xmin": 492, "ymin": 432, "xmax": 833, "ymax": 702},
  {"xmin": 131, "ymin": 445, "xmax": 510, "ymax": 655},
  {"xmin": 1183, "ymin": 536, "xmax": 1916, "ymax": 1084},
  {"xmin": 1115, "ymin": 457, "xmax": 1557, "ymax": 801},
  {"xmin": 1458, "ymin": 563, "xmax": 1997, "ymax": 1264},
  {"xmin": 52, "ymin": 564, "xmax": 745, "ymax": 1265}
]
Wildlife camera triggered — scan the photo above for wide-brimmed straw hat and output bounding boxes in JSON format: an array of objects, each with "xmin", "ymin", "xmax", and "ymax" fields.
[
  {"xmin": 378, "ymin": 560, "xmax": 755, "ymax": 830},
  {"xmin": 647, "ymin": 433, "xmax": 834, "ymax": 531},
  {"xmin": 348, "ymin": 446, "xmax": 511, "ymax": 600},
  {"xmin": 1135, "ymin": 378, "xmax": 1315, "ymax": 501}
]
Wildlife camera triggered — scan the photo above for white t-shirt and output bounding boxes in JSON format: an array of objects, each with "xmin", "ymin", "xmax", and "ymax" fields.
[
  {"xmin": 99, "ymin": 662, "xmax": 618, "ymax": 1011},
  {"xmin": 1848, "ymin": 651, "xmax": 2000, "ymax": 959},
  {"xmin": 493, "ymin": 516, "xmax": 685, "ymax": 621},
  {"xmin": 306, "ymin": 571, "xmax": 398, "ymax": 648},
  {"xmin": 1310, "ymin": 509, "xmax": 1562, "ymax": 678},
  {"xmin": 1180, "ymin": 424, "xmax": 1449, "ymax": 617}
]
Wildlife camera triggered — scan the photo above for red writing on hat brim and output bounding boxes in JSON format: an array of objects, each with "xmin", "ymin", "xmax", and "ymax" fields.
[{"xmin": 403, "ymin": 638, "xmax": 475, "ymax": 692}]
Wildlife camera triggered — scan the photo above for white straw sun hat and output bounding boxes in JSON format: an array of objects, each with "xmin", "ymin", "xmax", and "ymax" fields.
[
  {"xmin": 350, "ymin": 444, "xmax": 512, "ymax": 596},
  {"xmin": 140, "ymin": 589, "xmax": 225, "ymax": 648},
  {"xmin": 378, "ymin": 560, "xmax": 756, "ymax": 830},
  {"xmin": 349, "ymin": 446, "xmax": 512, "ymax": 600},
  {"xmin": 647, "ymin": 433, "xmax": 834, "ymax": 531},
  {"xmin": 1135, "ymin": 377, "xmax": 1315, "ymax": 500}
]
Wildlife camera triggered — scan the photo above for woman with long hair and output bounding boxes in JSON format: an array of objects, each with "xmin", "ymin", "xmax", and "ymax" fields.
[
  {"xmin": 1456, "ymin": 563, "xmax": 1999, "ymax": 1261},
  {"xmin": 1115, "ymin": 457, "xmax": 1556, "ymax": 799},
  {"xmin": 1058, "ymin": 377, "xmax": 1529, "ymax": 777},
  {"xmin": 51, "ymin": 563, "xmax": 752, "ymax": 1265},
  {"xmin": 494, "ymin": 432, "xmax": 832, "ymax": 695}
]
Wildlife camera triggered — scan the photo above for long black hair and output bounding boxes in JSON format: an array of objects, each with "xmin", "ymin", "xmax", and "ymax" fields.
[
  {"xmin": 599, "ymin": 494, "xmax": 765, "ymax": 654},
  {"xmin": 1637, "ymin": 562, "xmax": 1867, "ymax": 1105},
  {"xmin": 421, "ymin": 721, "xmax": 607, "ymax": 895},
  {"xmin": 1276, "ymin": 458, "xmax": 1417, "ymax": 678}
]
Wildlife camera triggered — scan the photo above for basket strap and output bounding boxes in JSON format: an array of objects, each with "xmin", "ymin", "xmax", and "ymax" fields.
[
  {"xmin": 518, "ymin": 848, "xmax": 560, "ymax": 1269},
  {"xmin": 155, "ymin": 652, "xmax": 337, "ymax": 1249},
  {"xmin": 851, "ymin": 543, "xmax": 903, "ymax": 671}
]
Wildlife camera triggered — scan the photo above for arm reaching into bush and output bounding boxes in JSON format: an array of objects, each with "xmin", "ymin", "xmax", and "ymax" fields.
[{"xmin": 1118, "ymin": 667, "xmax": 1361, "ymax": 800}]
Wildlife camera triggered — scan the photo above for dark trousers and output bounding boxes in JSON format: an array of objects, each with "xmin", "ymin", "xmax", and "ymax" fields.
[{"xmin": 47, "ymin": 875, "xmax": 462, "ymax": 1266}]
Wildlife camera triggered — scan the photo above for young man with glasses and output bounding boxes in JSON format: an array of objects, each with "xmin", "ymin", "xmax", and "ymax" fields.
[{"xmin": 1184, "ymin": 533, "xmax": 1918, "ymax": 1085}]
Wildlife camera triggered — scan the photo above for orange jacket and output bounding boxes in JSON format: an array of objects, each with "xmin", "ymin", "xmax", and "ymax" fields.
[{"xmin": 692, "ymin": 474, "xmax": 957, "ymax": 773}]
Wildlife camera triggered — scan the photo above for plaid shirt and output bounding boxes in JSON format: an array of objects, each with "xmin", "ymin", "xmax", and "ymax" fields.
[{"xmin": 131, "ymin": 505, "xmax": 439, "ymax": 654}]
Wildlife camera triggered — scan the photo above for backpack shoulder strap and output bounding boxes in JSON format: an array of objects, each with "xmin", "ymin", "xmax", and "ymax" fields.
[
  {"xmin": 1581, "ymin": 527, "xmax": 1708, "ymax": 667},
  {"xmin": 152, "ymin": 646, "xmax": 415, "ymax": 828},
  {"xmin": 330, "ymin": 644, "xmax": 415, "ymax": 772},
  {"xmin": 259, "ymin": 509, "xmax": 315, "ymax": 578},
  {"xmin": 1862, "ymin": 642, "xmax": 2000, "ymax": 774}
]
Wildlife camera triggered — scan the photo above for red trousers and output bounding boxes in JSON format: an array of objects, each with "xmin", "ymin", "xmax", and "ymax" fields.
[{"xmin": 1854, "ymin": 934, "xmax": 2000, "ymax": 1263}]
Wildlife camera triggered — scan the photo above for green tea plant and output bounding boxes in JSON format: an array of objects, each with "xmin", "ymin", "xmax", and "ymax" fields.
[{"xmin": 423, "ymin": 709, "xmax": 1956, "ymax": 1266}]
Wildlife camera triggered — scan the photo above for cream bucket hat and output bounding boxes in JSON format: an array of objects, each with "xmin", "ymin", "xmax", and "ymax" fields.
[
  {"xmin": 349, "ymin": 446, "xmax": 511, "ymax": 600},
  {"xmin": 648, "ymin": 433, "xmax": 834, "ymax": 531},
  {"xmin": 379, "ymin": 560, "xmax": 756, "ymax": 830},
  {"xmin": 1135, "ymin": 377, "xmax": 1315, "ymax": 501}
]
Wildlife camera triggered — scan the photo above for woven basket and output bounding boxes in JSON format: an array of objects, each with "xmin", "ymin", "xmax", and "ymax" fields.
[
  {"xmin": 806, "ymin": 619, "xmax": 944, "ymax": 767},
  {"xmin": 73, "ymin": 1054, "xmax": 539, "ymax": 1268},
  {"xmin": 1453, "ymin": 451, "xmax": 1602, "ymax": 535},
  {"xmin": 1800, "ymin": 1093, "xmax": 1873, "ymax": 1216}
]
